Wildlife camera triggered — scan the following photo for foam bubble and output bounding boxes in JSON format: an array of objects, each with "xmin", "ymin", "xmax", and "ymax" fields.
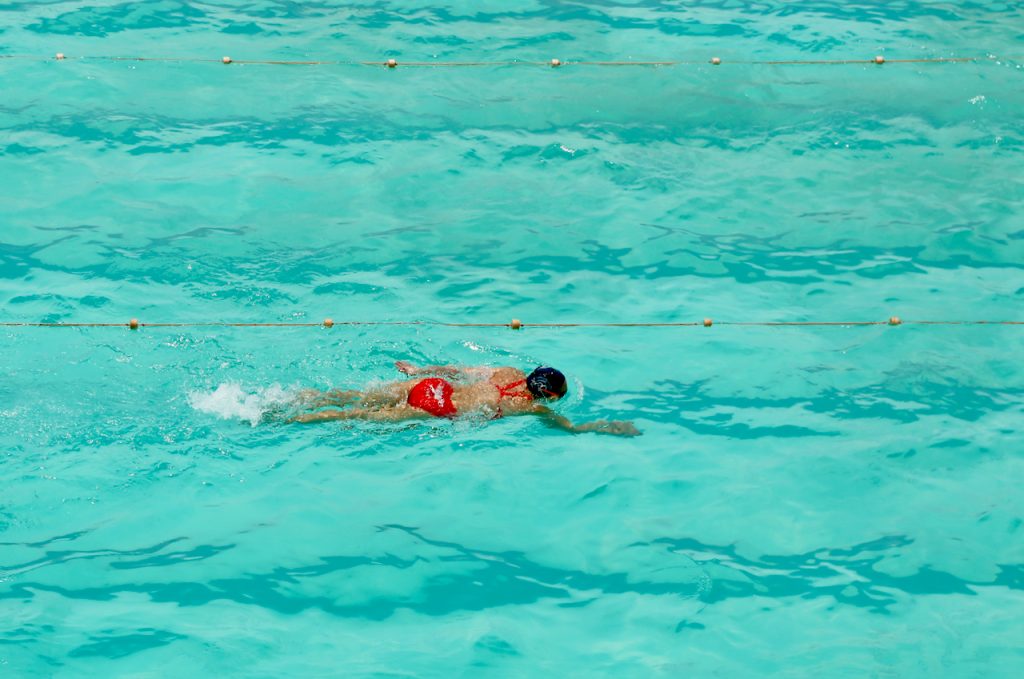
[{"xmin": 188, "ymin": 382, "xmax": 294, "ymax": 426}]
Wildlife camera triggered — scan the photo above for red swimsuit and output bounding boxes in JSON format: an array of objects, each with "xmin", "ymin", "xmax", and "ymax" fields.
[
  {"xmin": 495, "ymin": 379, "xmax": 532, "ymax": 400},
  {"xmin": 407, "ymin": 378, "xmax": 458, "ymax": 417},
  {"xmin": 406, "ymin": 378, "xmax": 533, "ymax": 418},
  {"xmin": 492, "ymin": 379, "xmax": 533, "ymax": 418}
]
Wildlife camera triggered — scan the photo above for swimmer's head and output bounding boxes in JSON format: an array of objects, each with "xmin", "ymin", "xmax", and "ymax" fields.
[{"xmin": 527, "ymin": 367, "xmax": 567, "ymax": 400}]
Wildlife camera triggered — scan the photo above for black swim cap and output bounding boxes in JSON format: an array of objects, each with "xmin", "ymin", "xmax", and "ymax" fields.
[{"xmin": 527, "ymin": 367, "xmax": 567, "ymax": 400}]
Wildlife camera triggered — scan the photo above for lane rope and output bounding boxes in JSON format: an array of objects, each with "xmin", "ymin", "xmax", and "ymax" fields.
[
  {"xmin": 1, "ymin": 317, "xmax": 1022, "ymax": 330},
  {"xmin": 1, "ymin": 53, "xmax": 1019, "ymax": 68}
]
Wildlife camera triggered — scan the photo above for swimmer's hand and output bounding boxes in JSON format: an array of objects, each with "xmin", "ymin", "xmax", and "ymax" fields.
[
  {"xmin": 574, "ymin": 420, "xmax": 641, "ymax": 437},
  {"xmin": 532, "ymin": 406, "xmax": 640, "ymax": 436},
  {"xmin": 395, "ymin": 360, "xmax": 423, "ymax": 375}
]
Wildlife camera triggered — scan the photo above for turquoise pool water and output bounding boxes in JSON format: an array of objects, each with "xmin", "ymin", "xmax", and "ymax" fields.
[{"xmin": 3, "ymin": 1, "xmax": 1024, "ymax": 675}]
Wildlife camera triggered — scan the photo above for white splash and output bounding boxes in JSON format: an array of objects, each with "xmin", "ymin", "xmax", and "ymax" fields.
[
  {"xmin": 430, "ymin": 382, "xmax": 448, "ymax": 407},
  {"xmin": 188, "ymin": 382, "xmax": 294, "ymax": 426}
]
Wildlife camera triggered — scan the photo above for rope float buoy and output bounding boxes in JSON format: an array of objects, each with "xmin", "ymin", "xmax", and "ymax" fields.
[
  {"xmin": 31, "ymin": 53, "xmax": 1015, "ymax": 68},
  {"xmin": 4, "ymin": 316, "xmax": 1021, "ymax": 330}
]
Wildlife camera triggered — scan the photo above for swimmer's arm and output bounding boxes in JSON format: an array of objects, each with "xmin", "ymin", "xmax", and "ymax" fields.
[
  {"xmin": 289, "ymin": 410, "xmax": 351, "ymax": 423},
  {"xmin": 528, "ymin": 405, "xmax": 641, "ymax": 437},
  {"xmin": 394, "ymin": 361, "xmax": 494, "ymax": 380},
  {"xmin": 288, "ymin": 408, "xmax": 413, "ymax": 424}
]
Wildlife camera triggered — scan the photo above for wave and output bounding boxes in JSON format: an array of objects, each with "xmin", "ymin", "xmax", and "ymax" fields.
[{"xmin": 187, "ymin": 382, "xmax": 295, "ymax": 426}]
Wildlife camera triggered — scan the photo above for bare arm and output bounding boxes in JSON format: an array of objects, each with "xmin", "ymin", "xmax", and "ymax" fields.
[
  {"xmin": 289, "ymin": 407, "xmax": 425, "ymax": 424},
  {"xmin": 527, "ymin": 405, "xmax": 641, "ymax": 437},
  {"xmin": 394, "ymin": 361, "xmax": 495, "ymax": 380},
  {"xmin": 289, "ymin": 409, "xmax": 351, "ymax": 423}
]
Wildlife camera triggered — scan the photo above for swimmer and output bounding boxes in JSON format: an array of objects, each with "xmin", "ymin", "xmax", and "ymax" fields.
[{"xmin": 288, "ymin": 361, "xmax": 640, "ymax": 436}]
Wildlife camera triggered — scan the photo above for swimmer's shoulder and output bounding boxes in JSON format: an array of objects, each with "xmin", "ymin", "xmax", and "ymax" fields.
[{"xmin": 488, "ymin": 366, "xmax": 527, "ymax": 384}]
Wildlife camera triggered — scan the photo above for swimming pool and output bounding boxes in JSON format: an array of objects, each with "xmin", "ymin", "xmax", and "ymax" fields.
[{"xmin": 2, "ymin": 1, "xmax": 1023, "ymax": 675}]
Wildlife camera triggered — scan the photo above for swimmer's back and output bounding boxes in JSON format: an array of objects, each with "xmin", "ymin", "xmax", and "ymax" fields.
[{"xmin": 486, "ymin": 366, "xmax": 526, "ymax": 386}]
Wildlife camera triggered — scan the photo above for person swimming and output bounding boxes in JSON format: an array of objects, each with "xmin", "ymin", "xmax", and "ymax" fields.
[{"xmin": 288, "ymin": 361, "xmax": 640, "ymax": 436}]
